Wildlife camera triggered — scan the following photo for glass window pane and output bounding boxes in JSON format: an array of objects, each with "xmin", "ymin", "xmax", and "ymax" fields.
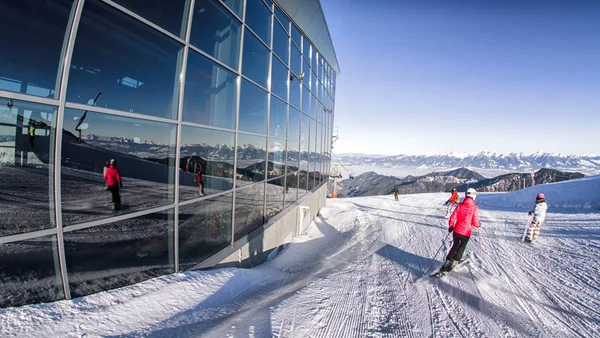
[
  {"xmin": 311, "ymin": 94, "xmax": 318, "ymax": 121},
  {"xmin": 61, "ymin": 109, "xmax": 176, "ymax": 225},
  {"xmin": 0, "ymin": 235, "xmax": 64, "ymax": 308},
  {"xmin": 179, "ymin": 193, "xmax": 232, "ymax": 271},
  {"xmin": 239, "ymin": 79, "xmax": 268, "ymax": 134},
  {"xmin": 183, "ymin": 49, "xmax": 237, "ymax": 129},
  {"xmin": 245, "ymin": 0, "xmax": 272, "ymax": 46},
  {"xmin": 265, "ymin": 178, "xmax": 284, "ymax": 221},
  {"xmin": 221, "ymin": 0, "xmax": 243, "ymax": 18},
  {"xmin": 290, "ymin": 79, "xmax": 300, "ymax": 109},
  {"xmin": 191, "ymin": 0, "xmax": 242, "ymax": 70},
  {"xmin": 302, "ymin": 59, "xmax": 310, "ymax": 86},
  {"xmin": 312, "ymin": 51, "xmax": 318, "ymax": 73},
  {"xmin": 303, "ymin": 39, "xmax": 310, "ymax": 61},
  {"xmin": 291, "ymin": 24, "xmax": 301, "ymax": 50},
  {"xmin": 274, "ymin": 6, "xmax": 288, "ymax": 31},
  {"xmin": 270, "ymin": 57, "xmax": 288, "ymax": 101},
  {"xmin": 300, "ymin": 142, "xmax": 308, "ymax": 170},
  {"xmin": 0, "ymin": 0, "xmax": 73, "ymax": 98},
  {"xmin": 180, "ymin": 126, "xmax": 234, "ymax": 201},
  {"xmin": 68, "ymin": 1, "xmax": 182, "ymax": 119},
  {"xmin": 269, "ymin": 96, "xmax": 287, "ymax": 137},
  {"xmin": 302, "ymin": 85, "xmax": 310, "ymax": 114},
  {"xmin": 283, "ymin": 173, "xmax": 298, "ymax": 208},
  {"xmin": 234, "ymin": 183, "xmax": 264, "ymax": 241},
  {"xmin": 236, "ymin": 134, "xmax": 266, "ymax": 183},
  {"xmin": 242, "ymin": 30, "xmax": 270, "ymax": 88},
  {"xmin": 286, "ymin": 140, "xmax": 299, "ymax": 174},
  {"xmin": 64, "ymin": 210, "xmax": 175, "ymax": 298},
  {"xmin": 288, "ymin": 106, "xmax": 300, "ymax": 142},
  {"xmin": 0, "ymin": 98, "xmax": 56, "ymax": 236},
  {"xmin": 268, "ymin": 137, "xmax": 285, "ymax": 178},
  {"xmin": 112, "ymin": 0, "xmax": 188, "ymax": 37},
  {"xmin": 291, "ymin": 46, "xmax": 301, "ymax": 76},
  {"xmin": 301, "ymin": 113, "xmax": 309, "ymax": 142},
  {"xmin": 272, "ymin": 21, "xmax": 288, "ymax": 66}
]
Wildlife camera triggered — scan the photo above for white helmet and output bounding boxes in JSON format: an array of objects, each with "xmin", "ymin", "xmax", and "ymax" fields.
[{"xmin": 466, "ymin": 188, "xmax": 477, "ymax": 200}]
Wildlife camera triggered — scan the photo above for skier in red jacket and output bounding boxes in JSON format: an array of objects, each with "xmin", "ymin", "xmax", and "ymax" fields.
[
  {"xmin": 442, "ymin": 188, "xmax": 480, "ymax": 272},
  {"xmin": 104, "ymin": 159, "xmax": 122, "ymax": 210},
  {"xmin": 444, "ymin": 188, "xmax": 460, "ymax": 216}
]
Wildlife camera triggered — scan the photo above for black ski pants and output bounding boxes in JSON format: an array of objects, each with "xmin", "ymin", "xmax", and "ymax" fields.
[
  {"xmin": 108, "ymin": 184, "xmax": 121, "ymax": 208},
  {"xmin": 446, "ymin": 232, "xmax": 470, "ymax": 262}
]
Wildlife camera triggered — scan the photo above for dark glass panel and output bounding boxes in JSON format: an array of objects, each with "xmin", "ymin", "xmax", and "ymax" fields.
[
  {"xmin": 183, "ymin": 49, "xmax": 237, "ymax": 129},
  {"xmin": 0, "ymin": 0, "xmax": 73, "ymax": 99},
  {"xmin": 64, "ymin": 209, "xmax": 174, "ymax": 298},
  {"xmin": 274, "ymin": 6, "xmax": 288, "ymax": 31},
  {"xmin": 288, "ymin": 106, "xmax": 300, "ymax": 142},
  {"xmin": 179, "ymin": 193, "xmax": 232, "ymax": 270},
  {"xmin": 265, "ymin": 178, "xmax": 284, "ymax": 222},
  {"xmin": 242, "ymin": 29, "xmax": 270, "ymax": 88},
  {"xmin": 234, "ymin": 182, "xmax": 264, "ymax": 241},
  {"xmin": 290, "ymin": 45, "xmax": 301, "ymax": 77},
  {"xmin": 0, "ymin": 235, "xmax": 64, "ymax": 308},
  {"xmin": 191, "ymin": 0, "xmax": 242, "ymax": 70},
  {"xmin": 61, "ymin": 109, "xmax": 176, "ymax": 225},
  {"xmin": 302, "ymin": 85, "xmax": 310, "ymax": 114},
  {"xmin": 289, "ymin": 77, "xmax": 300, "ymax": 109},
  {"xmin": 272, "ymin": 21, "xmax": 288, "ymax": 65},
  {"xmin": 270, "ymin": 56, "xmax": 288, "ymax": 102},
  {"xmin": 303, "ymin": 38, "xmax": 310, "ymax": 61},
  {"xmin": 302, "ymin": 58, "xmax": 310, "ymax": 87},
  {"xmin": 221, "ymin": 0, "xmax": 243, "ymax": 17},
  {"xmin": 267, "ymin": 137, "xmax": 285, "ymax": 179},
  {"xmin": 290, "ymin": 24, "xmax": 301, "ymax": 50},
  {"xmin": 68, "ymin": 0, "xmax": 183, "ymax": 119},
  {"xmin": 245, "ymin": 0, "xmax": 272, "ymax": 46},
  {"xmin": 112, "ymin": 0, "xmax": 188, "ymax": 37},
  {"xmin": 238, "ymin": 79, "xmax": 268, "ymax": 134},
  {"xmin": 180, "ymin": 126, "xmax": 235, "ymax": 201},
  {"xmin": 236, "ymin": 133, "xmax": 266, "ymax": 183},
  {"xmin": 269, "ymin": 96, "xmax": 286, "ymax": 137},
  {"xmin": 298, "ymin": 168, "xmax": 309, "ymax": 196},
  {"xmin": 0, "ymin": 98, "xmax": 56, "ymax": 236},
  {"xmin": 283, "ymin": 173, "xmax": 298, "ymax": 208}
]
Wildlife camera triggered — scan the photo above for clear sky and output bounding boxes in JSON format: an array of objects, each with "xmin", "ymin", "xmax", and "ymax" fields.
[{"xmin": 321, "ymin": 0, "xmax": 600, "ymax": 156}]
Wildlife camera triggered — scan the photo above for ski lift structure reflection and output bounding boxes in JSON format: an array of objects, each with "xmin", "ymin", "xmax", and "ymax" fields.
[{"xmin": 330, "ymin": 126, "xmax": 354, "ymax": 198}]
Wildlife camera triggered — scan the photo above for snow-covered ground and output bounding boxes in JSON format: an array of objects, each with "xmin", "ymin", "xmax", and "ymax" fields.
[{"xmin": 2, "ymin": 177, "xmax": 600, "ymax": 337}]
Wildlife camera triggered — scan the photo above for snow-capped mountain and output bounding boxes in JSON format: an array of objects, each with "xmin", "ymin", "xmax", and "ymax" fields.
[{"xmin": 335, "ymin": 152, "xmax": 600, "ymax": 175}]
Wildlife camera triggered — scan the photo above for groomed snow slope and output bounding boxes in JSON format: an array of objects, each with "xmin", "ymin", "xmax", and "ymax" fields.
[{"xmin": 2, "ymin": 177, "xmax": 600, "ymax": 337}]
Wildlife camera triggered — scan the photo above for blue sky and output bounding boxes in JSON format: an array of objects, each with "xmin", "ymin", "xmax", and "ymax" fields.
[{"xmin": 321, "ymin": 0, "xmax": 600, "ymax": 156}]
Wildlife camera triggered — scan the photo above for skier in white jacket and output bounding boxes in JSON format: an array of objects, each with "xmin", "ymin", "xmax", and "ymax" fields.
[{"xmin": 525, "ymin": 193, "xmax": 548, "ymax": 243}]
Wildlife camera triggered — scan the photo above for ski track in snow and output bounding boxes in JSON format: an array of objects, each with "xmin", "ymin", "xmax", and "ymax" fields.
[{"xmin": 2, "ymin": 190, "xmax": 600, "ymax": 337}]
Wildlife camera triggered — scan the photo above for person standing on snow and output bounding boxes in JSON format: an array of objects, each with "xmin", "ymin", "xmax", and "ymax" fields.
[
  {"xmin": 442, "ymin": 188, "xmax": 480, "ymax": 272},
  {"xmin": 393, "ymin": 186, "xmax": 399, "ymax": 201},
  {"xmin": 194, "ymin": 170, "xmax": 205, "ymax": 197},
  {"xmin": 104, "ymin": 159, "xmax": 122, "ymax": 210},
  {"xmin": 444, "ymin": 188, "xmax": 460, "ymax": 216},
  {"xmin": 525, "ymin": 193, "xmax": 548, "ymax": 243}
]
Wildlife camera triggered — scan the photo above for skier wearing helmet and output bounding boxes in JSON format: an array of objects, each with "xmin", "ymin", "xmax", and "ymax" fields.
[
  {"xmin": 525, "ymin": 193, "xmax": 548, "ymax": 243},
  {"xmin": 441, "ymin": 188, "xmax": 481, "ymax": 272},
  {"xmin": 444, "ymin": 188, "xmax": 460, "ymax": 216}
]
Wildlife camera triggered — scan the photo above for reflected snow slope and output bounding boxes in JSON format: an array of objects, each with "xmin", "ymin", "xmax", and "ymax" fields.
[{"xmin": 2, "ymin": 177, "xmax": 600, "ymax": 337}]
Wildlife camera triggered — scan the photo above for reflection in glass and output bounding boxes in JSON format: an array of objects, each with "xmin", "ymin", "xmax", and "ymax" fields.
[
  {"xmin": 291, "ymin": 24, "xmax": 301, "ymax": 49},
  {"xmin": 0, "ymin": 235, "xmax": 64, "ymax": 308},
  {"xmin": 288, "ymin": 107, "xmax": 300, "ymax": 142},
  {"xmin": 274, "ymin": 6, "xmax": 289, "ymax": 31},
  {"xmin": 291, "ymin": 46, "xmax": 301, "ymax": 76},
  {"xmin": 239, "ymin": 79, "xmax": 268, "ymax": 134},
  {"xmin": 300, "ymin": 142, "xmax": 308, "ymax": 170},
  {"xmin": 272, "ymin": 21, "xmax": 289, "ymax": 66},
  {"xmin": 303, "ymin": 38, "xmax": 311, "ymax": 61},
  {"xmin": 283, "ymin": 173, "xmax": 298, "ymax": 208},
  {"xmin": 271, "ymin": 57, "xmax": 288, "ymax": 101},
  {"xmin": 68, "ymin": 0, "xmax": 183, "ymax": 119},
  {"xmin": 245, "ymin": 0, "xmax": 272, "ymax": 46},
  {"xmin": 112, "ymin": 0, "xmax": 188, "ymax": 37},
  {"xmin": 61, "ymin": 109, "xmax": 176, "ymax": 225},
  {"xmin": 221, "ymin": 0, "xmax": 243, "ymax": 18},
  {"xmin": 236, "ymin": 133, "xmax": 266, "ymax": 183},
  {"xmin": 234, "ymin": 183, "xmax": 264, "ymax": 241},
  {"xmin": 286, "ymin": 141, "xmax": 299, "ymax": 174},
  {"xmin": 64, "ymin": 210, "xmax": 174, "ymax": 298},
  {"xmin": 179, "ymin": 193, "xmax": 232, "ymax": 271},
  {"xmin": 183, "ymin": 49, "xmax": 237, "ymax": 129},
  {"xmin": 191, "ymin": 0, "xmax": 241, "ymax": 70},
  {"xmin": 302, "ymin": 85, "xmax": 310, "ymax": 114},
  {"xmin": 242, "ymin": 30, "xmax": 270, "ymax": 88},
  {"xmin": 311, "ymin": 94, "xmax": 318, "ymax": 121},
  {"xmin": 301, "ymin": 113, "xmax": 309, "ymax": 142},
  {"xmin": 0, "ymin": 98, "xmax": 56, "ymax": 236},
  {"xmin": 298, "ymin": 169, "xmax": 309, "ymax": 196},
  {"xmin": 269, "ymin": 96, "xmax": 287, "ymax": 137},
  {"xmin": 312, "ymin": 51, "xmax": 318, "ymax": 74},
  {"xmin": 303, "ymin": 59, "xmax": 310, "ymax": 87},
  {"xmin": 267, "ymin": 138, "xmax": 286, "ymax": 179},
  {"xmin": 180, "ymin": 126, "xmax": 234, "ymax": 201},
  {"xmin": 310, "ymin": 118, "xmax": 317, "ymax": 144},
  {"xmin": 290, "ymin": 79, "xmax": 300, "ymax": 109},
  {"xmin": 265, "ymin": 178, "xmax": 284, "ymax": 222},
  {"xmin": 0, "ymin": 0, "xmax": 73, "ymax": 98}
]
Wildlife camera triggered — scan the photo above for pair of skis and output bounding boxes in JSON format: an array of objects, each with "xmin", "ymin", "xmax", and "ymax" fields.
[{"xmin": 429, "ymin": 257, "xmax": 471, "ymax": 278}]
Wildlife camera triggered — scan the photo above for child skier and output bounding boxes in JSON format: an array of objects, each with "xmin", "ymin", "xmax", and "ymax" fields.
[
  {"xmin": 525, "ymin": 193, "xmax": 547, "ymax": 243},
  {"xmin": 441, "ymin": 188, "xmax": 480, "ymax": 272},
  {"xmin": 444, "ymin": 188, "xmax": 460, "ymax": 216}
]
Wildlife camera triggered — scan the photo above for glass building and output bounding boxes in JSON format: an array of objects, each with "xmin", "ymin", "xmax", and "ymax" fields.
[{"xmin": 0, "ymin": 0, "xmax": 338, "ymax": 308}]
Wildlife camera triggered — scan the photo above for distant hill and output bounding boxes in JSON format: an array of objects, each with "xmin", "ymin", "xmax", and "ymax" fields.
[{"xmin": 454, "ymin": 168, "xmax": 585, "ymax": 192}]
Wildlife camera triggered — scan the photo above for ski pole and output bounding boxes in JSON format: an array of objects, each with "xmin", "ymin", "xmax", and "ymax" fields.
[
  {"xmin": 420, "ymin": 232, "xmax": 451, "ymax": 278},
  {"xmin": 477, "ymin": 227, "xmax": 482, "ymax": 253}
]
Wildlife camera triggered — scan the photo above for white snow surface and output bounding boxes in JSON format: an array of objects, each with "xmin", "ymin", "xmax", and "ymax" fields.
[{"xmin": 2, "ymin": 177, "xmax": 600, "ymax": 337}]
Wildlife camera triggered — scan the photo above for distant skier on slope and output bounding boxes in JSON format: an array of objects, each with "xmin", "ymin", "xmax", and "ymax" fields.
[
  {"xmin": 444, "ymin": 188, "xmax": 460, "ymax": 216},
  {"xmin": 525, "ymin": 193, "xmax": 548, "ymax": 243},
  {"xmin": 441, "ymin": 188, "xmax": 480, "ymax": 272},
  {"xmin": 104, "ymin": 159, "xmax": 122, "ymax": 211},
  {"xmin": 393, "ymin": 186, "xmax": 399, "ymax": 201}
]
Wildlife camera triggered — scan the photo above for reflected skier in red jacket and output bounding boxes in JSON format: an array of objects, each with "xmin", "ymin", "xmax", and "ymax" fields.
[
  {"xmin": 104, "ymin": 159, "xmax": 122, "ymax": 210},
  {"xmin": 442, "ymin": 188, "xmax": 480, "ymax": 272}
]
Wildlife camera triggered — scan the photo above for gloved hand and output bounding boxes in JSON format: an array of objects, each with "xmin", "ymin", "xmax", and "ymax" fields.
[
  {"xmin": 528, "ymin": 211, "xmax": 532, "ymax": 216},
  {"xmin": 448, "ymin": 227, "xmax": 453, "ymax": 233},
  {"xmin": 444, "ymin": 201, "xmax": 449, "ymax": 206}
]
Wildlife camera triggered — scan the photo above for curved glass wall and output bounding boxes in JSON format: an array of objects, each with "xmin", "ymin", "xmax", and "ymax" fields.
[{"xmin": 0, "ymin": 0, "xmax": 335, "ymax": 308}]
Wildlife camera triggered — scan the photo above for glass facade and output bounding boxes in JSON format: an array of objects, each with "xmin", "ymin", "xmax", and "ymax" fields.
[{"xmin": 0, "ymin": 0, "xmax": 336, "ymax": 308}]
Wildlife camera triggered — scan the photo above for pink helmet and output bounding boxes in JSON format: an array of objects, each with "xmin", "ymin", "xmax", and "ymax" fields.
[{"xmin": 536, "ymin": 193, "xmax": 545, "ymax": 199}]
